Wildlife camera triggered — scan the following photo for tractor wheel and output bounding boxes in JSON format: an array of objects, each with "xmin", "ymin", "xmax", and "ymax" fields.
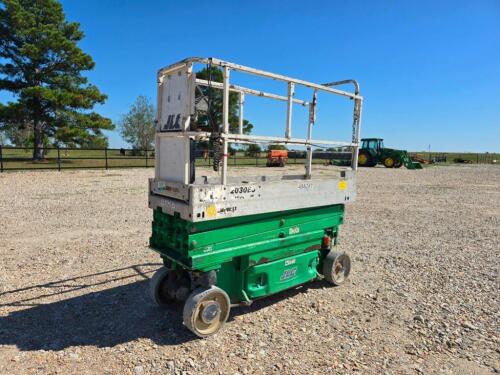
[
  {"xmin": 383, "ymin": 156, "xmax": 395, "ymax": 168},
  {"xmin": 149, "ymin": 267, "xmax": 173, "ymax": 307},
  {"xmin": 323, "ymin": 251, "xmax": 351, "ymax": 286},
  {"xmin": 394, "ymin": 160, "xmax": 403, "ymax": 168},
  {"xmin": 358, "ymin": 152, "xmax": 373, "ymax": 167},
  {"xmin": 183, "ymin": 286, "xmax": 230, "ymax": 338}
]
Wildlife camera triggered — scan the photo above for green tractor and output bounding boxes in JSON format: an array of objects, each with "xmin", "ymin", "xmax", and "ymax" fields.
[{"xmin": 358, "ymin": 138, "xmax": 422, "ymax": 169}]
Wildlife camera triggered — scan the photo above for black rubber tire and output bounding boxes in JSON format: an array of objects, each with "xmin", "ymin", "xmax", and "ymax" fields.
[
  {"xmin": 149, "ymin": 267, "xmax": 173, "ymax": 307},
  {"xmin": 183, "ymin": 286, "xmax": 230, "ymax": 338},
  {"xmin": 358, "ymin": 152, "xmax": 374, "ymax": 167},
  {"xmin": 323, "ymin": 251, "xmax": 351, "ymax": 286},
  {"xmin": 383, "ymin": 157, "xmax": 395, "ymax": 168},
  {"xmin": 394, "ymin": 160, "xmax": 403, "ymax": 168}
]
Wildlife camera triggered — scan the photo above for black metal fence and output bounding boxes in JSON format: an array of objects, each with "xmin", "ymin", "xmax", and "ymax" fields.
[
  {"xmin": 0, "ymin": 146, "xmax": 321, "ymax": 172},
  {"xmin": 0, "ymin": 146, "xmax": 498, "ymax": 172},
  {"xmin": 413, "ymin": 152, "xmax": 500, "ymax": 164},
  {"xmin": 0, "ymin": 146, "xmax": 156, "ymax": 172}
]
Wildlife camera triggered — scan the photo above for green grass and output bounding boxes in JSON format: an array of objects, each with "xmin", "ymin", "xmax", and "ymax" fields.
[
  {"xmin": 412, "ymin": 152, "xmax": 500, "ymax": 164},
  {"xmin": 2, "ymin": 147, "xmax": 498, "ymax": 172},
  {"xmin": 1, "ymin": 147, "xmax": 155, "ymax": 170},
  {"xmin": 1, "ymin": 156, "xmax": 330, "ymax": 171}
]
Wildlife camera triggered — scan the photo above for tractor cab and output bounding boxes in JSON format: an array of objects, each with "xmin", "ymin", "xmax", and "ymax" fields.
[{"xmin": 361, "ymin": 138, "xmax": 384, "ymax": 151}]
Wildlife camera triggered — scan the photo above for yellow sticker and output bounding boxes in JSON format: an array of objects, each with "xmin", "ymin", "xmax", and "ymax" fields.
[
  {"xmin": 206, "ymin": 205, "xmax": 216, "ymax": 217},
  {"xmin": 338, "ymin": 180, "xmax": 347, "ymax": 191}
]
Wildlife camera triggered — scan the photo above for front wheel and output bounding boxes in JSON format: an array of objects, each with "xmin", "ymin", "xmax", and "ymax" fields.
[
  {"xmin": 183, "ymin": 286, "xmax": 231, "ymax": 338},
  {"xmin": 323, "ymin": 251, "xmax": 351, "ymax": 286},
  {"xmin": 383, "ymin": 156, "xmax": 395, "ymax": 168}
]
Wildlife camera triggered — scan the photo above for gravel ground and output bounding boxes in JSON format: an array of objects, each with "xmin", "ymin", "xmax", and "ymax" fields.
[{"xmin": 0, "ymin": 165, "xmax": 499, "ymax": 375}]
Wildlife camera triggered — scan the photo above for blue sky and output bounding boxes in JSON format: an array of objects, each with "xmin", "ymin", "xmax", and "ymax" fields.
[{"xmin": 3, "ymin": 0, "xmax": 500, "ymax": 152}]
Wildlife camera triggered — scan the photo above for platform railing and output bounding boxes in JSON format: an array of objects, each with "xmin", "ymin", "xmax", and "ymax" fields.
[{"xmin": 157, "ymin": 57, "xmax": 363, "ymax": 184}]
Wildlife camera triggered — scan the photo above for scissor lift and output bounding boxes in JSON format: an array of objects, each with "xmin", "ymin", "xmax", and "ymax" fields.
[{"xmin": 148, "ymin": 57, "xmax": 363, "ymax": 337}]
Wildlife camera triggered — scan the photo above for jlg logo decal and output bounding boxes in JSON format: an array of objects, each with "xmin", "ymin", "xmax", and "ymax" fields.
[
  {"xmin": 161, "ymin": 113, "xmax": 182, "ymax": 131},
  {"xmin": 280, "ymin": 267, "xmax": 297, "ymax": 281}
]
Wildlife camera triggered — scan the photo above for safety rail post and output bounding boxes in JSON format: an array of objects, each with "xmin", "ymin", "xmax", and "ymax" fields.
[
  {"xmin": 238, "ymin": 92, "xmax": 244, "ymax": 134},
  {"xmin": 105, "ymin": 148, "xmax": 108, "ymax": 169},
  {"xmin": 221, "ymin": 66, "xmax": 230, "ymax": 185},
  {"xmin": 305, "ymin": 91, "xmax": 317, "ymax": 178},
  {"xmin": 57, "ymin": 147, "xmax": 61, "ymax": 171},
  {"xmin": 0, "ymin": 145, "xmax": 3, "ymax": 173},
  {"xmin": 351, "ymin": 98, "xmax": 362, "ymax": 171},
  {"xmin": 285, "ymin": 82, "xmax": 294, "ymax": 138}
]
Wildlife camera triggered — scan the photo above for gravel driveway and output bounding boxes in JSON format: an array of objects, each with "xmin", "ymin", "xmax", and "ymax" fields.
[{"xmin": 0, "ymin": 165, "xmax": 499, "ymax": 374}]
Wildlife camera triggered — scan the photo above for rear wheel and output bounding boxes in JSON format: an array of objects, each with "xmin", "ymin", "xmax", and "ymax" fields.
[
  {"xmin": 149, "ymin": 267, "xmax": 173, "ymax": 307},
  {"xmin": 358, "ymin": 152, "xmax": 374, "ymax": 167},
  {"xmin": 323, "ymin": 251, "xmax": 351, "ymax": 286},
  {"xmin": 183, "ymin": 286, "xmax": 231, "ymax": 337},
  {"xmin": 383, "ymin": 156, "xmax": 395, "ymax": 168},
  {"xmin": 150, "ymin": 267, "xmax": 191, "ymax": 306}
]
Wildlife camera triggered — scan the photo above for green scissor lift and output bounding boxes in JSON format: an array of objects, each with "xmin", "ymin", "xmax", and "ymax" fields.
[{"xmin": 148, "ymin": 58, "xmax": 362, "ymax": 337}]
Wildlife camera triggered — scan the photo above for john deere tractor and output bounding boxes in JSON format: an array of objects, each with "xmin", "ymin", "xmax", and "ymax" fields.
[{"xmin": 358, "ymin": 138, "xmax": 422, "ymax": 169}]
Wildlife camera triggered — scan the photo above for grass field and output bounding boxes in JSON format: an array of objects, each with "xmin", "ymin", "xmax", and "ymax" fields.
[
  {"xmin": 1, "ymin": 146, "xmax": 498, "ymax": 171},
  {"xmin": 413, "ymin": 151, "xmax": 500, "ymax": 164},
  {"xmin": 0, "ymin": 147, "xmax": 335, "ymax": 171}
]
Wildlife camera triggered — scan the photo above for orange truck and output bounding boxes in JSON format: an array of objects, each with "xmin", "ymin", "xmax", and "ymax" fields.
[{"xmin": 266, "ymin": 149, "xmax": 288, "ymax": 167}]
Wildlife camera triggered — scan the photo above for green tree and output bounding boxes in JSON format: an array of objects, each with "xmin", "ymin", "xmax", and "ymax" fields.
[
  {"xmin": 194, "ymin": 66, "xmax": 253, "ymax": 134},
  {"xmin": 119, "ymin": 96, "xmax": 155, "ymax": 151},
  {"xmin": 0, "ymin": 0, "xmax": 113, "ymax": 159},
  {"xmin": 267, "ymin": 144, "xmax": 288, "ymax": 151},
  {"xmin": 2, "ymin": 120, "xmax": 30, "ymax": 146},
  {"xmin": 245, "ymin": 143, "xmax": 261, "ymax": 157}
]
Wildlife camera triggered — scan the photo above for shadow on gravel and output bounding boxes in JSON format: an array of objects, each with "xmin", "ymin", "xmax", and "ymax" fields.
[
  {"xmin": 0, "ymin": 265, "xmax": 335, "ymax": 351},
  {"xmin": 0, "ymin": 264, "xmax": 194, "ymax": 350}
]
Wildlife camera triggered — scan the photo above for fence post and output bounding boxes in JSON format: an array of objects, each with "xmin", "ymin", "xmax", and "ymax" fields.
[
  {"xmin": 57, "ymin": 147, "xmax": 61, "ymax": 171},
  {"xmin": 0, "ymin": 145, "xmax": 3, "ymax": 173},
  {"xmin": 256, "ymin": 154, "xmax": 258, "ymax": 166},
  {"xmin": 145, "ymin": 149, "xmax": 148, "ymax": 167},
  {"xmin": 476, "ymin": 153, "xmax": 479, "ymax": 164},
  {"xmin": 105, "ymin": 148, "xmax": 108, "ymax": 170}
]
